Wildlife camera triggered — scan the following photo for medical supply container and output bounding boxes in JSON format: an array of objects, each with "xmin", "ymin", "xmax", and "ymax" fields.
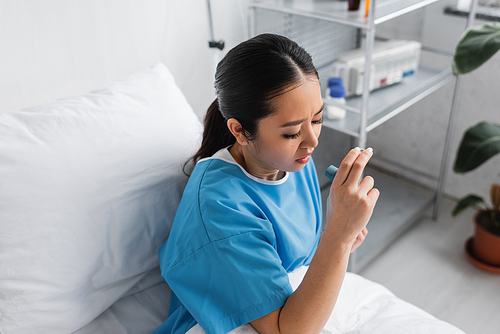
[
  {"xmin": 325, "ymin": 77, "xmax": 346, "ymax": 120},
  {"xmin": 331, "ymin": 39, "xmax": 421, "ymax": 97}
]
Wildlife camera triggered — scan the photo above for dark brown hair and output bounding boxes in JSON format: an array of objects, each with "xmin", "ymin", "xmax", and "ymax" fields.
[{"xmin": 185, "ymin": 33, "xmax": 318, "ymax": 174}]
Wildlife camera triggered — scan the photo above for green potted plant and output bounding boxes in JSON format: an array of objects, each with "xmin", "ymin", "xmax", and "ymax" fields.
[{"xmin": 451, "ymin": 22, "xmax": 500, "ymax": 271}]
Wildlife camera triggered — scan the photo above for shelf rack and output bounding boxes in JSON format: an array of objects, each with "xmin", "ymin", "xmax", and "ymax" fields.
[
  {"xmin": 250, "ymin": 0, "xmax": 442, "ymax": 28},
  {"xmin": 444, "ymin": 3, "xmax": 500, "ymax": 22},
  {"xmin": 318, "ymin": 65, "xmax": 454, "ymax": 137},
  {"xmin": 249, "ymin": 0, "xmax": 479, "ymax": 272}
]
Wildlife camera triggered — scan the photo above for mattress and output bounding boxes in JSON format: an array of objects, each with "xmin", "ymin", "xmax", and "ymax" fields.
[{"xmin": 75, "ymin": 266, "xmax": 464, "ymax": 334}]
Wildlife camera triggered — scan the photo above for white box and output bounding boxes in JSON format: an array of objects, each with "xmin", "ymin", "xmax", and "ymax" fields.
[{"xmin": 331, "ymin": 40, "xmax": 422, "ymax": 97}]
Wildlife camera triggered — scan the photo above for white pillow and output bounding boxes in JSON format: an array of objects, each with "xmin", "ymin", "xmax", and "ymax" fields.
[{"xmin": 0, "ymin": 63, "xmax": 202, "ymax": 334}]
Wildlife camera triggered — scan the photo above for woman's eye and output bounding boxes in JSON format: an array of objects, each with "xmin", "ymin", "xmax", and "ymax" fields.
[
  {"xmin": 283, "ymin": 131, "xmax": 301, "ymax": 139},
  {"xmin": 312, "ymin": 117, "xmax": 323, "ymax": 125}
]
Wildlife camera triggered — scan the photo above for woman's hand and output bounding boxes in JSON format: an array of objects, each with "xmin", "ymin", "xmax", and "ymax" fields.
[
  {"xmin": 251, "ymin": 149, "xmax": 378, "ymax": 334},
  {"xmin": 350, "ymin": 227, "xmax": 368, "ymax": 253},
  {"xmin": 325, "ymin": 148, "xmax": 379, "ymax": 247}
]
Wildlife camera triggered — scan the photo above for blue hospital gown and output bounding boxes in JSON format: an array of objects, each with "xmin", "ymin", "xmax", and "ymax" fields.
[{"xmin": 155, "ymin": 148, "xmax": 322, "ymax": 334}]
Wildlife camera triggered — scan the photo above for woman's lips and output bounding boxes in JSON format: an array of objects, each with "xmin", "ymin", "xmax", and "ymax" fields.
[{"xmin": 295, "ymin": 155, "xmax": 311, "ymax": 164}]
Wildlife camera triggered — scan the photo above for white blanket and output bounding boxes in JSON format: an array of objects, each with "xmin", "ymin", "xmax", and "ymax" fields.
[{"xmin": 187, "ymin": 266, "xmax": 464, "ymax": 334}]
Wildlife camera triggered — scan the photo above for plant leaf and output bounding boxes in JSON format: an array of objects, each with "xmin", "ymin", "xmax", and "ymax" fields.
[
  {"xmin": 452, "ymin": 194, "xmax": 485, "ymax": 216},
  {"xmin": 452, "ymin": 23, "xmax": 500, "ymax": 75},
  {"xmin": 453, "ymin": 121, "xmax": 500, "ymax": 173}
]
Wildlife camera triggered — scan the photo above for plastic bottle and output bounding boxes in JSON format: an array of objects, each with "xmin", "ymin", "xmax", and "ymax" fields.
[
  {"xmin": 348, "ymin": 0, "xmax": 360, "ymax": 11},
  {"xmin": 325, "ymin": 77, "xmax": 346, "ymax": 120}
]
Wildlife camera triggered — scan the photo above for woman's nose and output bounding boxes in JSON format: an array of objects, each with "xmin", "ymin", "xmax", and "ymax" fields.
[{"xmin": 301, "ymin": 124, "xmax": 319, "ymax": 149}]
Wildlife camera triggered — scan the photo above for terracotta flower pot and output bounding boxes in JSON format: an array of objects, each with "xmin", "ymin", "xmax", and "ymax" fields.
[{"xmin": 472, "ymin": 210, "xmax": 500, "ymax": 266}]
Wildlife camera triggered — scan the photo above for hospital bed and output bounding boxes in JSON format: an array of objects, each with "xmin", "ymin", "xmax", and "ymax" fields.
[
  {"xmin": 0, "ymin": 61, "xmax": 466, "ymax": 334},
  {"xmin": 0, "ymin": 2, "xmax": 464, "ymax": 333}
]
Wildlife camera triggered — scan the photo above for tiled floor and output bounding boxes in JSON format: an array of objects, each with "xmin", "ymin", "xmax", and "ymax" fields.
[{"xmin": 359, "ymin": 197, "xmax": 500, "ymax": 334}]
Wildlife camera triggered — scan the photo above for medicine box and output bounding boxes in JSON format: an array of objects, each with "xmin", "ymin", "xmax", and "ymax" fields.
[{"xmin": 330, "ymin": 40, "xmax": 422, "ymax": 97}]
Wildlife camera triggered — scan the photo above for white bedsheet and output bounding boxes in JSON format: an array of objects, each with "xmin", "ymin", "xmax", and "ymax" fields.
[
  {"xmin": 76, "ymin": 266, "xmax": 464, "ymax": 334},
  {"xmin": 187, "ymin": 266, "xmax": 465, "ymax": 334}
]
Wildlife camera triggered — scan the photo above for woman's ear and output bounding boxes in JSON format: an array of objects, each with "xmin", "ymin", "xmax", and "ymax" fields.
[{"xmin": 227, "ymin": 118, "xmax": 249, "ymax": 145}]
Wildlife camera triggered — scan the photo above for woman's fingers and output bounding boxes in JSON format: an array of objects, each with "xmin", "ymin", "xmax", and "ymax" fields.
[
  {"xmin": 367, "ymin": 187, "xmax": 380, "ymax": 204},
  {"xmin": 350, "ymin": 228, "xmax": 368, "ymax": 253},
  {"xmin": 332, "ymin": 148, "xmax": 362, "ymax": 187},
  {"xmin": 333, "ymin": 148, "xmax": 373, "ymax": 188},
  {"xmin": 358, "ymin": 175, "xmax": 374, "ymax": 195},
  {"xmin": 359, "ymin": 176, "xmax": 379, "ymax": 209},
  {"xmin": 326, "ymin": 147, "xmax": 379, "ymax": 246},
  {"xmin": 345, "ymin": 149, "xmax": 373, "ymax": 187}
]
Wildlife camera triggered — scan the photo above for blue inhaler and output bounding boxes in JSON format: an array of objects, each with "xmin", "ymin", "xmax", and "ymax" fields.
[{"xmin": 324, "ymin": 165, "xmax": 339, "ymax": 182}]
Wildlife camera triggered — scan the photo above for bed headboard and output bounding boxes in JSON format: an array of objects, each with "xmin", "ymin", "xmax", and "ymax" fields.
[{"xmin": 0, "ymin": 0, "xmax": 248, "ymax": 118}]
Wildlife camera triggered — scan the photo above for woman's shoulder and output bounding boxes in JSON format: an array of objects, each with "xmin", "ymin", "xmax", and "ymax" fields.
[
  {"xmin": 182, "ymin": 152, "xmax": 261, "ymax": 218},
  {"xmin": 191, "ymin": 153, "xmax": 250, "ymax": 192}
]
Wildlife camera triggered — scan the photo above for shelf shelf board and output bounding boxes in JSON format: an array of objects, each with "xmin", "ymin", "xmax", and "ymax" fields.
[
  {"xmin": 444, "ymin": 5, "xmax": 500, "ymax": 22},
  {"xmin": 320, "ymin": 65, "xmax": 454, "ymax": 136},
  {"xmin": 320, "ymin": 167, "xmax": 435, "ymax": 272},
  {"xmin": 251, "ymin": 0, "xmax": 442, "ymax": 28}
]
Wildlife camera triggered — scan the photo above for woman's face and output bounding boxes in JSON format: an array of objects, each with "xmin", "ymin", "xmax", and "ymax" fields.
[{"xmin": 245, "ymin": 76, "xmax": 323, "ymax": 177}]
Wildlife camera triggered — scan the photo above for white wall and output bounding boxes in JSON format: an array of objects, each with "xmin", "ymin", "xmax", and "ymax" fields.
[
  {"xmin": 1, "ymin": 0, "xmax": 167, "ymax": 112},
  {"xmin": 162, "ymin": 0, "xmax": 250, "ymax": 117},
  {"xmin": 0, "ymin": 0, "xmax": 248, "ymax": 118}
]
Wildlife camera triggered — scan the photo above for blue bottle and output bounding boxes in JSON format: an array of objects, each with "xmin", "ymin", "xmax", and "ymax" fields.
[{"xmin": 325, "ymin": 77, "xmax": 346, "ymax": 120}]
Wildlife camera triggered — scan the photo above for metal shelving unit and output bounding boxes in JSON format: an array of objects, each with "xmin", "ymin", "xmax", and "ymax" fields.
[
  {"xmin": 444, "ymin": 2, "xmax": 500, "ymax": 22},
  {"xmin": 319, "ymin": 65, "xmax": 454, "ymax": 136},
  {"xmin": 250, "ymin": 0, "xmax": 442, "ymax": 28},
  {"xmin": 249, "ymin": 0, "xmax": 478, "ymax": 271}
]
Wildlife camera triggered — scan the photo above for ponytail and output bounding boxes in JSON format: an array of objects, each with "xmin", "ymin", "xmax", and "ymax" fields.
[{"xmin": 184, "ymin": 99, "xmax": 235, "ymax": 175}]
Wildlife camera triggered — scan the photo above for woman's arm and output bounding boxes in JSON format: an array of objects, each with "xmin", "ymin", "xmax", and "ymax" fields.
[{"xmin": 250, "ymin": 148, "xmax": 379, "ymax": 334}]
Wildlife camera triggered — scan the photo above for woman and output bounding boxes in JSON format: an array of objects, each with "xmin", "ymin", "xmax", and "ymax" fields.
[{"xmin": 155, "ymin": 33, "xmax": 379, "ymax": 334}]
